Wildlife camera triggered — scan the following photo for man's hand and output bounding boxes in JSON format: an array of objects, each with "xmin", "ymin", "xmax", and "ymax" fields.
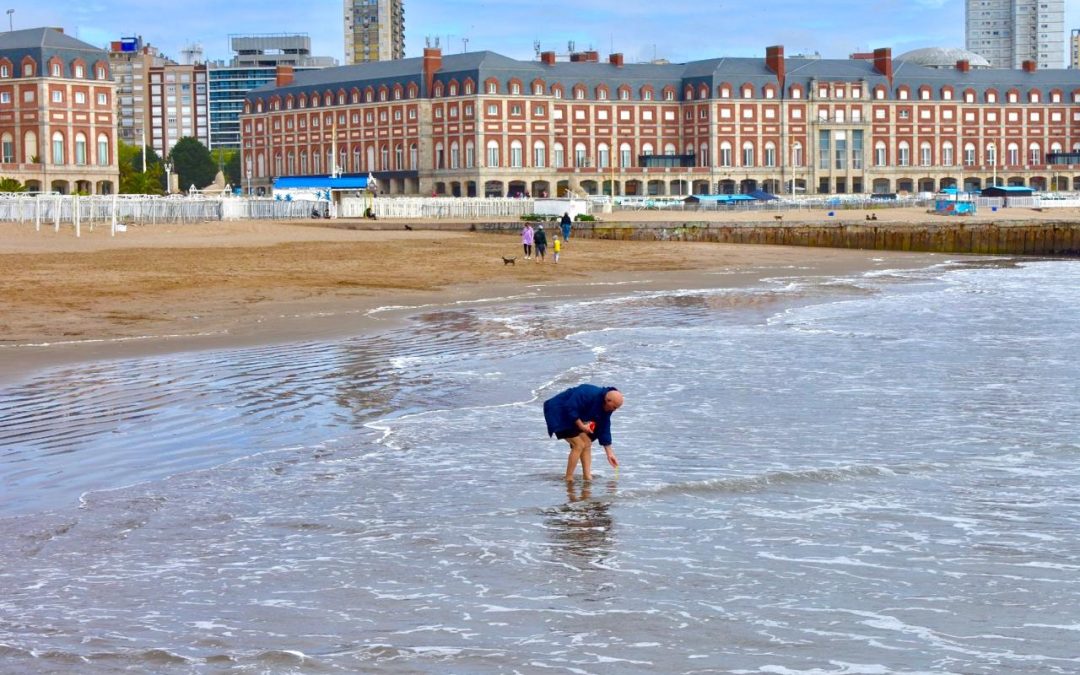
[{"xmin": 605, "ymin": 447, "xmax": 619, "ymax": 468}]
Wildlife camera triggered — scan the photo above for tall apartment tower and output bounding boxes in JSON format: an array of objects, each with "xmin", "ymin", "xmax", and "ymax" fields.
[
  {"xmin": 108, "ymin": 37, "xmax": 174, "ymax": 147},
  {"xmin": 344, "ymin": 0, "xmax": 405, "ymax": 63},
  {"xmin": 966, "ymin": 0, "xmax": 1065, "ymax": 69},
  {"xmin": 1071, "ymin": 28, "xmax": 1080, "ymax": 68}
]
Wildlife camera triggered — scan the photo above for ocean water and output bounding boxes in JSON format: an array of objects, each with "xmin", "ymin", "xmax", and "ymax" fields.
[{"xmin": 1, "ymin": 256, "xmax": 1078, "ymax": 674}]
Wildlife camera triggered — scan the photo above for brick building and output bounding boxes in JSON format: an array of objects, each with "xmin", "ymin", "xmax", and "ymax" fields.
[
  {"xmin": 0, "ymin": 27, "xmax": 118, "ymax": 194},
  {"xmin": 240, "ymin": 46, "xmax": 1080, "ymax": 198}
]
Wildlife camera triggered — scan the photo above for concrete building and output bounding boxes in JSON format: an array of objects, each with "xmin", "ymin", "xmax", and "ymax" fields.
[
  {"xmin": 109, "ymin": 36, "xmax": 174, "ymax": 148},
  {"xmin": 209, "ymin": 35, "xmax": 337, "ymax": 149},
  {"xmin": 240, "ymin": 45, "xmax": 1080, "ymax": 198},
  {"xmin": 344, "ymin": 0, "xmax": 405, "ymax": 64},
  {"xmin": 967, "ymin": 0, "xmax": 1065, "ymax": 69},
  {"xmin": 1071, "ymin": 28, "xmax": 1080, "ymax": 68},
  {"xmin": 0, "ymin": 27, "xmax": 118, "ymax": 194},
  {"xmin": 147, "ymin": 60, "xmax": 210, "ymax": 159}
]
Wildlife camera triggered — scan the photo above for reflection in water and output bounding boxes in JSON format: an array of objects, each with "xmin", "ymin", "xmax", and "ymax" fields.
[{"xmin": 544, "ymin": 480, "xmax": 616, "ymax": 564}]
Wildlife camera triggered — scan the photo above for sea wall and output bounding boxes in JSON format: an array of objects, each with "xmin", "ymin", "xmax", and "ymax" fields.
[{"xmin": 474, "ymin": 220, "xmax": 1080, "ymax": 257}]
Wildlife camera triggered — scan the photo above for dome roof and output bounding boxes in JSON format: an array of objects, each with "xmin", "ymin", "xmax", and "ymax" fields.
[{"xmin": 896, "ymin": 47, "xmax": 991, "ymax": 69}]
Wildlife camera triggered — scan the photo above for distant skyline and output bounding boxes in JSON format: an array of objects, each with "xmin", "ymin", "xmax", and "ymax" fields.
[{"xmin": 11, "ymin": 0, "xmax": 1080, "ymax": 66}]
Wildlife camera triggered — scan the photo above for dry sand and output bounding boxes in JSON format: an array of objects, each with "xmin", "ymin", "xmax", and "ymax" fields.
[{"xmin": 0, "ymin": 207, "xmax": 998, "ymax": 379}]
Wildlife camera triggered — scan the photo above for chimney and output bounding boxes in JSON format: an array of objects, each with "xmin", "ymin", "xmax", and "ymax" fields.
[
  {"xmin": 873, "ymin": 47, "xmax": 893, "ymax": 85},
  {"xmin": 1022, "ymin": 59, "xmax": 1037, "ymax": 72},
  {"xmin": 766, "ymin": 45, "xmax": 785, "ymax": 89},
  {"xmin": 423, "ymin": 47, "xmax": 443, "ymax": 94},
  {"xmin": 956, "ymin": 59, "xmax": 970, "ymax": 73},
  {"xmin": 584, "ymin": 50, "xmax": 599, "ymax": 63},
  {"xmin": 541, "ymin": 51, "xmax": 556, "ymax": 66},
  {"xmin": 609, "ymin": 52, "xmax": 624, "ymax": 67},
  {"xmin": 275, "ymin": 65, "xmax": 294, "ymax": 87}
]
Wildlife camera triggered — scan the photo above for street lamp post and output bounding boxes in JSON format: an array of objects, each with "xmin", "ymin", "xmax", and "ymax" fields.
[
  {"xmin": 163, "ymin": 161, "xmax": 172, "ymax": 194},
  {"xmin": 6, "ymin": 9, "xmax": 14, "ymax": 32}
]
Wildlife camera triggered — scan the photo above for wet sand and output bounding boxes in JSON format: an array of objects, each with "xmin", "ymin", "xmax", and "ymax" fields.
[{"xmin": 0, "ymin": 211, "xmax": 966, "ymax": 379}]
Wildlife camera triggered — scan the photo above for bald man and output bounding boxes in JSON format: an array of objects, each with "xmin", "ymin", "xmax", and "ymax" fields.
[{"xmin": 543, "ymin": 384, "xmax": 623, "ymax": 481}]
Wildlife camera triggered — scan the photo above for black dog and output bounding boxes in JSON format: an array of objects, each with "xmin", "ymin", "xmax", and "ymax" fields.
[{"xmin": 502, "ymin": 256, "xmax": 517, "ymax": 265}]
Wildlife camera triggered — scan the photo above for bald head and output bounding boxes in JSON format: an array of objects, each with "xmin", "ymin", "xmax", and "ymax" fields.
[{"xmin": 603, "ymin": 390, "xmax": 624, "ymax": 413}]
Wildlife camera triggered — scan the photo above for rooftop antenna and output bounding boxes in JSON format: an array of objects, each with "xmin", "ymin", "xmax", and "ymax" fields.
[
  {"xmin": 534, "ymin": 40, "xmax": 541, "ymax": 58},
  {"xmin": 568, "ymin": 40, "xmax": 575, "ymax": 54},
  {"xmin": 6, "ymin": 9, "xmax": 13, "ymax": 32},
  {"xmin": 462, "ymin": 37, "xmax": 469, "ymax": 53}
]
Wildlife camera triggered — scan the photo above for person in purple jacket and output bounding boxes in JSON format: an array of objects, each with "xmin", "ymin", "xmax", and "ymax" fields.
[
  {"xmin": 543, "ymin": 384, "xmax": 623, "ymax": 481},
  {"xmin": 521, "ymin": 223, "xmax": 535, "ymax": 259}
]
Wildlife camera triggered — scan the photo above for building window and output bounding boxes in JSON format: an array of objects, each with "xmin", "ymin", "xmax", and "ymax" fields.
[
  {"xmin": 487, "ymin": 140, "xmax": 499, "ymax": 167},
  {"xmin": 510, "ymin": 140, "xmax": 523, "ymax": 168},
  {"xmin": 742, "ymin": 142, "xmax": 754, "ymax": 167},
  {"xmin": 1, "ymin": 133, "xmax": 13, "ymax": 162},
  {"xmin": 791, "ymin": 142, "xmax": 803, "ymax": 167},
  {"xmin": 553, "ymin": 142, "xmax": 564, "ymax": 168},
  {"xmin": 598, "ymin": 143, "xmax": 609, "ymax": 169},
  {"xmin": 1029, "ymin": 143, "xmax": 1041, "ymax": 165},
  {"xmin": 575, "ymin": 143, "xmax": 587, "ymax": 167},
  {"xmin": 920, "ymin": 142, "xmax": 932, "ymax": 166},
  {"xmin": 74, "ymin": 133, "xmax": 87, "ymax": 165},
  {"xmin": 0, "ymin": 92, "xmax": 8, "ymax": 105},
  {"xmin": 51, "ymin": 90, "xmax": 62, "ymax": 103},
  {"xmin": 51, "ymin": 131, "xmax": 64, "ymax": 165},
  {"xmin": 1007, "ymin": 143, "xmax": 1019, "ymax": 165},
  {"xmin": 0, "ymin": 65, "xmax": 7, "ymax": 78},
  {"xmin": 942, "ymin": 142, "xmax": 954, "ymax": 166},
  {"xmin": 964, "ymin": 143, "xmax": 975, "ymax": 166},
  {"xmin": 620, "ymin": 143, "xmax": 632, "ymax": 168},
  {"xmin": 875, "ymin": 141, "xmax": 887, "ymax": 167},
  {"xmin": 719, "ymin": 142, "xmax": 732, "ymax": 167},
  {"xmin": 764, "ymin": 143, "xmax": 776, "ymax": 167},
  {"xmin": 897, "ymin": 141, "xmax": 910, "ymax": 167},
  {"xmin": 51, "ymin": 63, "xmax": 61, "ymax": 76},
  {"xmin": 533, "ymin": 140, "xmax": 545, "ymax": 168}
]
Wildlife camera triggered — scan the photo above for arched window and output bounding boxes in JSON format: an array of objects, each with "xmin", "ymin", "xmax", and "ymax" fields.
[
  {"xmin": 964, "ymin": 142, "xmax": 975, "ymax": 166},
  {"xmin": 300, "ymin": 151, "xmax": 308, "ymax": 174},
  {"xmin": 620, "ymin": 142, "xmax": 632, "ymax": 168},
  {"xmin": 719, "ymin": 141, "xmax": 732, "ymax": 167},
  {"xmin": 942, "ymin": 141, "xmax": 954, "ymax": 166},
  {"xmin": 487, "ymin": 139, "xmax": 500, "ymax": 167},
  {"xmin": 641, "ymin": 143, "xmax": 654, "ymax": 156},
  {"xmin": 597, "ymin": 142, "xmax": 609, "ymax": 169},
  {"xmin": 533, "ymin": 140, "xmax": 545, "ymax": 168},
  {"xmin": 741, "ymin": 141, "xmax": 754, "ymax": 167},
  {"xmin": 74, "ymin": 133, "xmax": 87, "ymax": 165},
  {"xmin": 435, "ymin": 142, "xmax": 445, "ymax": 169},
  {"xmin": 920, "ymin": 141, "xmax": 932, "ymax": 167},
  {"xmin": 987, "ymin": 142, "xmax": 997, "ymax": 166},
  {"xmin": 553, "ymin": 142, "xmax": 564, "ymax": 168},
  {"xmin": 380, "ymin": 144, "xmax": 389, "ymax": 170},
  {"xmin": 1029, "ymin": 142, "xmax": 1041, "ymax": 165},
  {"xmin": 510, "ymin": 140, "xmax": 523, "ymax": 168},
  {"xmin": 51, "ymin": 131, "xmax": 64, "ymax": 165},
  {"xmin": 410, "ymin": 143, "xmax": 418, "ymax": 170},
  {"xmin": 450, "ymin": 141, "xmax": 460, "ymax": 169},
  {"xmin": 366, "ymin": 146, "xmax": 375, "ymax": 172},
  {"xmin": 1, "ymin": 132, "xmax": 14, "ymax": 163},
  {"xmin": 764, "ymin": 142, "xmax": 776, "ymax": 167},
  {"xmin": 897, "ymin": 141, "xmax": 910, "ymax": 167},
  {"xmin": 465, "ymin": 140, "xmax": 475, "ymax": 168},
  {"xmin": 1006, "ymin": 142, "xmax": 1019, "ymax": 165},
  {"xmin": 574, "ymin": 142, "xmax": 587, "ymax": 168},
  {"xmin": 792, "ymin": 142, "xmax": 803, "ymax": 167},
  {"xmin": 874, "ymin": 141, "xmax": 886, "ymax": 167},
  {"xmin": 96, "ymin": 134, "xmax": 109, "ymax": 166},
  {"xmin": 699, "ymin": 143, "xmax": 709, "ymax": 167},
  {"xmin": 394, "ymin": 144, "xmax": 403, "ymax": 170},
  {"xmin": 663, "ymin": 143, "xmax": 676, "ymax": 156}
]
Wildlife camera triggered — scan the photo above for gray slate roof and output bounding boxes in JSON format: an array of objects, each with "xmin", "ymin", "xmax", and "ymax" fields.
[
  {"xmin": 247, "ymin": 48, "xmax": 1080, "ymax": 104},
  {"xmin": 0, "ymin": 27, "xmax": 109, "ymax": 79}
]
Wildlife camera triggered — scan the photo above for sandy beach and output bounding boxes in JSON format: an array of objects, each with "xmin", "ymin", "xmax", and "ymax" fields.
[{"xmin": 0, "ymin": 206, "xmax": 994, "ymax": 378}]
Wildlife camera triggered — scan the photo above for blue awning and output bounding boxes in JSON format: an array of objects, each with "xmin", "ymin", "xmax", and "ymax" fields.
[
  {"xmin": 273, "ymin": 174, "xmax": 373, "ymax": 190},
  {"xmin": 684, "ymin": 194, "xmax": 757, "ymax": 203}
]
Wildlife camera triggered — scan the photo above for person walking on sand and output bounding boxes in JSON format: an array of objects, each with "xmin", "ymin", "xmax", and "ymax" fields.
[
  {"xmin": 543, "ymin": 384, "xmax": 623, "ymax": 482},
  {"xmin": 522, "ymin": 222, "xmax": 535, "ymax": 259},
  {"xmin": 552, "ymin": 236, "xmax": 561, "ymax": 264},
  {"xmin": 560, "ymin": 212, "xmax": 572, "ymax": 241},
  {"xmin": 534, "ymin": 224, "xmax": 548, "ymax": 263}
]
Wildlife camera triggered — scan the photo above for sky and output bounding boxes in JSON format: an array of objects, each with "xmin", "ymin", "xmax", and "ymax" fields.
[{"xmin": 12, "ymin": 0, "xmax": 1080, "ymax": 66}]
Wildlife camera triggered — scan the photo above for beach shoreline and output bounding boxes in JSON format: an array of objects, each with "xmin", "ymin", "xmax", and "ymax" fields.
[{"xmin": 1, "ymin": 217, "xmax": 948, "ymax": 381}]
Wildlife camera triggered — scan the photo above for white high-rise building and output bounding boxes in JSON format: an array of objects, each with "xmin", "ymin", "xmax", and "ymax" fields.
[{"xmin": 966, "ymin": 0, "xmax": 1065, "ymax": 69}]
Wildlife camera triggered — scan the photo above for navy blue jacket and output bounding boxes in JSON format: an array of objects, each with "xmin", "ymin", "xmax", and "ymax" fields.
[{"xmin": 543, "ymin": 384, "xmax": 617, "ymax": 446}]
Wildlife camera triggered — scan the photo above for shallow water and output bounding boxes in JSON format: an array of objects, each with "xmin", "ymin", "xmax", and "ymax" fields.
[{"xmin": 1, "ymin": 257, "xmax": 1078, "ymax": 673}]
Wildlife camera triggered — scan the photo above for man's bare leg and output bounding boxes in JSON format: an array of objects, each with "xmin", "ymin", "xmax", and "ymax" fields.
[
  {"xmin": 580, "ymin": 444, "xmax": 593, "ymax": 480},
  {"xmin": 564, "ymin": 434, "xmax": 591, "ymax": 481}
]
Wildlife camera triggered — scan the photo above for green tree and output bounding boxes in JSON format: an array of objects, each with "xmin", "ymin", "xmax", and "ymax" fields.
[
  {"xmin": 168, "ymin": 137, "xmax": 217, "ymax": 192},
  {"xmin": 117, "ymin": 140, "xmax": 164, "ymax": 195},
  {"xmin": 0, "ymin": 177, "xmax": 26, "ymax": 192},
  {"xmin": 223, "ymin": 150, "xmax": 242, "ymax": 188}
]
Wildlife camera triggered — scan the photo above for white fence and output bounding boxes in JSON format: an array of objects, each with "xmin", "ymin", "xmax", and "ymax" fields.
[
  {"xmin": 0, "ymin": 194, "xmax": 316, "ymax": 232},
  {"xmin": 340, "ymin": 196, "xmax": 535, "ymax": 220}
]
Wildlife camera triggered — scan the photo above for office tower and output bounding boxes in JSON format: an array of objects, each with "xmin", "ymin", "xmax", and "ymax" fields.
[
  {"xmin": 344, "ymin": 0, "xmax": 405, "ymax": 63},
  {"xmin": 1071, "ymin": 28, "xmax": 1080, "ymax": 68},
  {"xmin": 966, "ymin": 0, "xmax": 1065, "ymax": 69},
  {"xmin": 208, "ymin": 35, "xmax": 337, "ymax": 150}
]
